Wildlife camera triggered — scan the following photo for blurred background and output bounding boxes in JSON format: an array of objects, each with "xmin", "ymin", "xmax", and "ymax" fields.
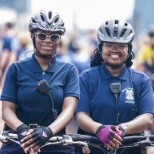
[{"xmin": 0, "ymin": 0, "xmax": 154, "ymax": 152}]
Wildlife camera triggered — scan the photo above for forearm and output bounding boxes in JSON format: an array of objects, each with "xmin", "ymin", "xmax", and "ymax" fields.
[
  {"xmin": 122, "ymin": 113, "xmax": 153, "ymax": 134},
  {"xmin": 2, "ymin": 109, "xmax": 23, "ymax": 131},
  {"xmin": 49, "ymin": 107, "xmax": 74, "ymax": 134},
  {"xmin": 2, "ymin": 101, "xmax": 23, "ymax": 131},
  {"xmin": 49, "ymin": 97, "xmax": 78, "ymax": 135},
  {"xmin": 76, "ymin": 112, "xmax": 102, "ymax": 134}
]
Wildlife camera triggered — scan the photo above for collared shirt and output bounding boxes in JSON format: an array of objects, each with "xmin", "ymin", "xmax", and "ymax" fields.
[
  {"xmin": 1, "ymin": 54, "xmax": 79, "ymax": 153},
  {"xmin": 1, "ymin": 53, "xmax": 79, "ymax": 130},
  {"xmin": 76, "ymin": 63, "xmax": 154, "ymax": 125},
  {"xmin": 76, "ymin": 64, "xmax": 154, "ymax": 154}
]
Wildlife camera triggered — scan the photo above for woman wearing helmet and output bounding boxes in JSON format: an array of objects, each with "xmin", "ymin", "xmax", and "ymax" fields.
[
  {"xmin": 75, "ymin": 19, "xmax": 154, "ymax": 154},
  {"xmin": 0, "ymin": 10, "xmax": 79, "ymax": 154}
]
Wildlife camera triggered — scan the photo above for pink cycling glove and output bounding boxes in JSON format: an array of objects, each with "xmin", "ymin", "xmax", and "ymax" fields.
[{"xmin": 96, "ymin": 125, "xmax": 123, "ymax": 144}]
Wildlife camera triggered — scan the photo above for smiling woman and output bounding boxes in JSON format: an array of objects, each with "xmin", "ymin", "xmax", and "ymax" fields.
[{"xmin": 75, "ymin": 19, "xmax": 154, "ymax": 154}]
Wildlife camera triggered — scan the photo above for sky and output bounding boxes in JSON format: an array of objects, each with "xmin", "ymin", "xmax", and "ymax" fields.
[{"xmin": 31, "ymin": 0, "xmax": 135, "ymax": 31}]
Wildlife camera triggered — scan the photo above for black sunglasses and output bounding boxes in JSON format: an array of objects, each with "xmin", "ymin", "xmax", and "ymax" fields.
[{"xmin": 36, "ymin": 33, "xmax": 61, "ymax": 42}]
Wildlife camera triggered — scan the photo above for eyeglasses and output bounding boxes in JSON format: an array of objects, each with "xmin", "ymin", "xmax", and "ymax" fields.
[
  {"xmin": 103, "ymin": 43, "xmax": 128, "ymax": 51},
  {"xmin": 36, "ymin": 33, "xmax": 61, "ymax": 42}
]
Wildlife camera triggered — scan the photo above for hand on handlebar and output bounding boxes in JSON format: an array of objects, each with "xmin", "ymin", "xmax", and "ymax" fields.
[
  {"xmin": 32, "ymin": 126, "xmax": 53, "ymax": 146},
  {"xmin": 17, "ymin": 124, "xmax": 29, "ymax": 143},
  {"xmin": 21, "ymin": 126, "xmax": 53, "ymax": 153},
  {"xmin": 96, "ymin": 125, "xmax": 123, "ymax": 150}
]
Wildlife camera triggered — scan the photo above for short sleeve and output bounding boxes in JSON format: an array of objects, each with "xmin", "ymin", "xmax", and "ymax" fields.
[
  {"xmin": 137, "ymin": 74, "xmax": 154, "ymax": 115},
  {"xmin": 1, "ymin": 63, "xmax": 17, "ymax": 103},
  {"xmin": 75, "ymin": 73, "xmax": 90, "ymax": 113},
  {"xmin": 64, "ymin": 65, "xmax": 80, "ymax": 99}
]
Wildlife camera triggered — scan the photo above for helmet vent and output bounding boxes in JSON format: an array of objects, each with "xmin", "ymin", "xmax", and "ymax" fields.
[
  {"xmin": 61, "ymin": 23, "xmax": 64, "ymax": 27},
  {"xmin": 40, "ymin": 15, "xmax": 45, "ymax": 21},
  {"xmin": 120, "ymin": 28, "xmax": 127, "ymax": 37},
  {"xmin": 55, "ymin": 17, "xmax": 59, "ymax": 23},
  {"xmin": 49, "ymin": 11, "xmax": 52, "ymax": 19},
  {"xmin": 105, "ymin": 21, "xmax": 108, "ymax": 25},
  {"xmin": 114, "ymin": 20, "xmax": 119, "ymax": 24},
  {"xmin": 105, "ymin": 27, "xmax": 111, "ymax": 37},
  {"xmin": 32, "ymin": 18, "xmax": 37, "ymax": 23}
]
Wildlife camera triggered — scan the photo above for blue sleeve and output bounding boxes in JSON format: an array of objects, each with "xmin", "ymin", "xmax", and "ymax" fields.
[
  {"xmin": 137, "ymin": 75, "xmax": 154, "ymax": 115},
  {"xmin": 1, "ymin": 63, "xmax": 17, "ymax": 103},
  {"xmin": 75, "ymin": 73, "xmax": 90, "ymax": 113},
  {"xmin": 2, "ymin": 37, "xmax": 11, "ymax": 51},
  {"xmin": 64, "ymin": 65, "xmax": 80, "ymax": 99}
]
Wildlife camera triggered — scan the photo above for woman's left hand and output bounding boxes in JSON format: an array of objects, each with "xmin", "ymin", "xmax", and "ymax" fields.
[{"xmin": 21, "ymin": 127, "xmax": 53, "ymax": 153}]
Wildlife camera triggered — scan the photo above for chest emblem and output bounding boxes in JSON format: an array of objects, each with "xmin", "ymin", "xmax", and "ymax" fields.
[{"xmin": 122, "ymin": 88, "xmax": 134, "ymax": 103}]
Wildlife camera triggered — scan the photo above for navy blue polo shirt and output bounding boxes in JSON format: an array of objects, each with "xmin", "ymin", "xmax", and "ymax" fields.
[
  {"xmin": 76, "ymin": 64, "xmax": 154, "ymax": 154},
  {"xmin": 1, "ymin": 54, "xmax": 79, "ymax": 154},
  {"xmin": 76, "ymin": 63, "xmax": 154, "ymax": 128}
]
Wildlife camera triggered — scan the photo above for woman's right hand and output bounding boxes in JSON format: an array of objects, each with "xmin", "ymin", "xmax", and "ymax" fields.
[{"xmin": 96, "ymin": 125, "xmax": 123, "ymax": 150}]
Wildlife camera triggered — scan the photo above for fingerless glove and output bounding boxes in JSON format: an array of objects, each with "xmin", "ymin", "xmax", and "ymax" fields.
[
  {"xmin": 17, "ymin": 124, "xmax": 29, "ymax": 143},
  {"xmin": 32, "ymin": 126, "xmax": 53, "ymax": 147},
  {"xmin": 96, "ymin": 125, "xmax": 122, "ymax": 144}
]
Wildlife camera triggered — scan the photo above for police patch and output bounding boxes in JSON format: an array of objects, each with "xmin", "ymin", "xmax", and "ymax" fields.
[{"xmin": 122, "ymin": 88, "xmax": 134, "ymax": 104}]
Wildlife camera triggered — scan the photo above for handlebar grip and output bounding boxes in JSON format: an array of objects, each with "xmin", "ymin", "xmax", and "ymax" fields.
[
  {"xmin": 0, "ymin": 134, "xmax": 7, "ymax": 140},
  {"xmin": 69, "ymin": 134, "xmax": 100, "ymax": 143}
]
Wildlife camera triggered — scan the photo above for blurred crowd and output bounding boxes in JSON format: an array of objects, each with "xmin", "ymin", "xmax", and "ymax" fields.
[
  {"xmin": 0, "ymin": 20, "xmax": 154, "ymax": 153},
  {"xmin": 0, "ymin": 21, "xmax": 154, "ymax": 131},
  {"xmin": 1, "ymin": 21, "xmax": 154, "ymax": 93}
]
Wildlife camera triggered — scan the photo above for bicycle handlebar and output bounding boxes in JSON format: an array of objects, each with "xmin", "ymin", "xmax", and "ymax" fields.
[{"xmin": 1, "ymin": 131, "xmax": 154, "ymax": 153}]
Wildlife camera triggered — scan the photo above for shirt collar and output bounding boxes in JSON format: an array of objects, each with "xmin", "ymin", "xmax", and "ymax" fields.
[
  {"xmin": 31, "ymin": 53, "xmax": 56, "ymax": 73},
  {"xmin": 100, "ymin": 64, "xmax": 128, "ymax": 80}
]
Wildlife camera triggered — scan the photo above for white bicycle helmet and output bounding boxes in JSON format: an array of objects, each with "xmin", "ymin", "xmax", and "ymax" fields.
[
  {"xmin": 29, "ymin": 10, "xmax": 65, "ymax": 35},
  {"xmin": 97, "ymin": 19, "xmax": 134, "ymax": 44}
]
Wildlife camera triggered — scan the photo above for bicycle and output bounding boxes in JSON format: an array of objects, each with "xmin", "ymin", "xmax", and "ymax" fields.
[{"xmin": 0, "ymin": 130, "xmax": 154, "ymax": 154}]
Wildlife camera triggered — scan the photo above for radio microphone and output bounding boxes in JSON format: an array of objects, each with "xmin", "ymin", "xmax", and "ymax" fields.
[
  {"xmin": 110, "ymin": 82, "xmax": 121, "ymax": 103},
  {"xmin": 110, "ymin": 82, "xmax": 121, "ymax": 124},
  {"xmin": 36, "ymin": 79, "xmax": 57, "ymax": 119}
]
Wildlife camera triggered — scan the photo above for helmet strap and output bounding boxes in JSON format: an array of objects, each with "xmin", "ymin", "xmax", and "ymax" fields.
[{"xmin": 35, "ymin": 51, "xmax": 54, "ymax": 59}]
